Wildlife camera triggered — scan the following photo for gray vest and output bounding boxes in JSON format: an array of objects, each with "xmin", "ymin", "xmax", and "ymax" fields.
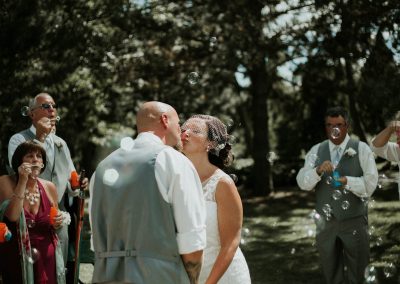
[
  {"xmin": 19, "ymin": 129, "xmax": 71, "ymax": 207},
  {"xmin": 91, "ymin": 145, "xmax": 189, "ymax": 284},
  {"xmin": 315, "ymin": 139, "xmax": 366, "ymax": 220}
]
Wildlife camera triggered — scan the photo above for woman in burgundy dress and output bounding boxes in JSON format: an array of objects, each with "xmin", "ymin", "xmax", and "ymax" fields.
[{"xmin": 0, "ymin": 141, "xmax": 64, "ymax": 283}]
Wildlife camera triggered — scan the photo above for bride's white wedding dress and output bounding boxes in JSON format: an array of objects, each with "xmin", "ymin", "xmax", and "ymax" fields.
[{"xmin": 199, "ymin": 169, "xmax": 251, "ymax": 284}]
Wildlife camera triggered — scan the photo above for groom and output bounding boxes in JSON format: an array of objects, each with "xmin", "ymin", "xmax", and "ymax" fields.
[
  {"xmin": 296, "ymin": 106, "xmax": 378, "ymax": 284},
  {"xmin": 90, "ymin": 101, "xmax": 206, "ymax": 283}
]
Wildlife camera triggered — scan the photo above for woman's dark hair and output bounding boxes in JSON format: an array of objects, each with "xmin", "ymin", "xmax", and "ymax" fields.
[
  {"xmin": 11, "ymin": 140, "xmax": 47, "ymax": 176},
  {"xmin": 190, "ymin": 114, "xmax": 234, "ymax": 169}
]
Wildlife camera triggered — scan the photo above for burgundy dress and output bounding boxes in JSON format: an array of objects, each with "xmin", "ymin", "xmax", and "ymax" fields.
[{"xmin": 24, "ymin": 180, "xmax": 58, "ymax": 284}]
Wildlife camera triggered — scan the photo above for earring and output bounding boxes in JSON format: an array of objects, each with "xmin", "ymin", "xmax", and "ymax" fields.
[{"xmin": 206, "ymin": 145, "xmax": 210, "ymax": 152}]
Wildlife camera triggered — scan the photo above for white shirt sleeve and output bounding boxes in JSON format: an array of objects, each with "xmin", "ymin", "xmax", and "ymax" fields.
[
  {"xmin": 371, "ymin": 140, "xmax": 400, "ymax": 163},
  {"xmin": 155, "ymin": 148, "xmax": 206, "ymax": 254},
  {"xmin": 296, "ymin": 144, "xmax": 322, "ymax": 191},
  {"xmin": 8, "ymin": 133, "xmax": 26, "ymax": 165},
  {"xmin": 345, "ymin": 142, "xmax": 378, "ymax": 198}
]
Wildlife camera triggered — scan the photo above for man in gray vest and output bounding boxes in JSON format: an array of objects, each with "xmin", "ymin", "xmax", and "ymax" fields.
[
  {"xmin": 8, "ymin": 92, "xmax": 88, "ymax": 283},
  {"xmin": 296, "ymin": 106, "xmax": 378, "ymax": 284},
  {"xmin": 90, "ymin": 101, "xmax": 206, "ymax": 284}
]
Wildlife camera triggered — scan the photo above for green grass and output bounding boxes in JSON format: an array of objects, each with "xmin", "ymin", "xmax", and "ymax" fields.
[
  {"xmin": 241, "ymin": 185, "xmax": 400, "ymax": 284},
  {"xmin": 79, "ymin": 183, "xmax": 400, "ymax": 284}
]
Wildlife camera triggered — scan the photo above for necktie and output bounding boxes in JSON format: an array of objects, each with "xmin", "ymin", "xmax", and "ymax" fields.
[{"xmin": 333, "ymin": 146, "xmax": 341, "ymax": 166}]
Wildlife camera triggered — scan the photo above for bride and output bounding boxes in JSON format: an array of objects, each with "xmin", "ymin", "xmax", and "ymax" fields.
[{"xmin": 181, "ymin": 114, "xmax": 251, "ymax": 284}]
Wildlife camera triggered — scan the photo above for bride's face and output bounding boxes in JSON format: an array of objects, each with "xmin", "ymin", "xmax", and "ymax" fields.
[{"xmin": 181, "ymin": 118, "xmax": 209, "ymax": 156}]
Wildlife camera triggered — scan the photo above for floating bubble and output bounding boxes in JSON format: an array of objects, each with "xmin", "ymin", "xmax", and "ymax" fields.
[
  {"xmin": 240, "ymin": 238, "xmax": 246, "ymax": 245},
  {"xmin": 120, "ymin": 137, "xmax": 135, "ymax": 151},
  {"xmin": 341, "ymin": 200, "xmax": 350, "ymax": 210},
  {"xmin": 343, "ymin": 184, "xmax": 350, "ymax": 194},
  {"xmin": 209, "ymin": 36, "xmax": 217, "ymax": 48},
  {"xmin": 326, "ymin": 176, "xmax": 333, "ymax": 185},
  {"xmin": 78, "ymin": 190, "xmax": 85, "ymax": 199},
  {"xmin": 304, "ymin": 226, "xmax": 315, "ymax": 237},
  {"xmin": 306, "ymin": 153, "xmax": 319, "ymax": 168},
  {"xmin": 361, "ymin": 194, "xmax": 369, "ymax": 205},
  {"xmin": 272, "ymin": 221, "xmax": 278, "ymax": 227},
  {"xmin": 368, "ymin": 198, "xmax": 376, "ymax": 209},
  {"xmin": 242, "ymin": 227, "xmax": 250, "ymax": 237},
  {"xmin": 187, "ymin": 72, "xmax": 200, "ymax": 85},
  {"xmin": 26, "ymin": 219, "xmax": 36, "ymax": 229},
  {"xmin": 31, "ymin": 248, "xmax": 41, "ymax": 263},
  {"xmin": 229, "ymin": 174, "xmax": 238, "ymax": 183},
  {"xmin": 383, "ymin": 263, "xmax": 397, "ymax": 278},
  {"xmin": 228, "ymin": 135, "xmax": 237, "ymax": 145},
  {"xmin": 332, "ymin": 190, "xmax": 342, "ymax": 200},
  {"xmin": 102, "ymin": 168, "xmax": 119, "ymax": 186},
  {"xmin": 330, "ymin": 127, "xmax": 341, "ymax": 139},
  {"xmin": 290, "ymin": 248, "xmax": 296, "ymax": 255},
  {"xmin": 364, "ymin": 265, "xmax": 378, "ymax": 284},
  {"xmin": 21, "ymin": 106, "xmax": 30, "ymax": 116},
  {"xmin": 368, "ymin": 226, "xmax": 376, "ymax": 236},
  {"xmin": 322, "ymin": 204, "xmax": 332, "ymax": 220},
  {"xmin": 375, "ymin": 236, "xmax": 383, "ymax": 247},
  {"xmin": 224, "ymin": 118, "xmax": 234, "ymax": 129},
  {"xmin": 352, "ymin": 230, "xmax": 357, "ymax": 235},
  {"xmin": 267, "ymin": 152, "xmax": 278, "ymax": 164}
]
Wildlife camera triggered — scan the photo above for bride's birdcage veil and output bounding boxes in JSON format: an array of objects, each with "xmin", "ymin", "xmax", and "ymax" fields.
[{"xmin": 187, "ymin": 114, "xmax": 234, "ymax": 168}]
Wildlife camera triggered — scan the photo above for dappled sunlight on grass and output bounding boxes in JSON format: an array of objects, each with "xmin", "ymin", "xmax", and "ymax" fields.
[{"xmin": 241, "ymin": 188, "xmax": 400, "ymax": 284}]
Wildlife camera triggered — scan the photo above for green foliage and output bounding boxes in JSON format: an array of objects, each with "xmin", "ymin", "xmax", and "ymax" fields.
[{"xmin": 0, "ymin": 0, "xmax": 399, "ymax": 197}]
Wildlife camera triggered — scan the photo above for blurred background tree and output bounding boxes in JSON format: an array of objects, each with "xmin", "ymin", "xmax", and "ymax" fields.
[{"xmin": 1, "ymin": 0, "xmax": 399, "ymax": 196}]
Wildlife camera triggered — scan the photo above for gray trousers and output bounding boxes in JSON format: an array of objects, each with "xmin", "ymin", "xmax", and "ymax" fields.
[
  {"xmin": 57, "ymin": 194, "xmax": 69, "ymax": 266},
  {"xmin": 316, "ymin": 215, "xmax": 369, "ymax": 284}
]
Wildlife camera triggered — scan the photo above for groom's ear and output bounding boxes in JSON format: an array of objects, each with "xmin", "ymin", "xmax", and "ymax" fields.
[{"xmin": 160, "ymin": 113, "xmax": 169, "ymax": 129}]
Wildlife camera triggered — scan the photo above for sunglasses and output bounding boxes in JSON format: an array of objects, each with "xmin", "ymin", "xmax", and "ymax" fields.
[{"xmin": 31, "ymin": 103, "xmax": 58, "ymax": 110}]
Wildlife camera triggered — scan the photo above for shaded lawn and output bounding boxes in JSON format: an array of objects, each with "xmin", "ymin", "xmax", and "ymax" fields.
[
  {"xmin": 240, "ymin": 185, "xmax": 400, "ymax": 284},
  {"xmin": 78, "ymin": 184, "xmax": 400, "ymax": 284}
]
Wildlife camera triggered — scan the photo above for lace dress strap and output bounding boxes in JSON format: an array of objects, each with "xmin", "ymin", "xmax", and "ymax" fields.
[{"xmin": 202, "ymin": 169, "xmax": 228, "ymax": 202}]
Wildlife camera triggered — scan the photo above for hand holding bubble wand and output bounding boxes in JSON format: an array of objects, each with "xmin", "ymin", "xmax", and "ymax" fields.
[{"xmin": 0, "ymin": 222, "xmax": 12, "ymax": 242}]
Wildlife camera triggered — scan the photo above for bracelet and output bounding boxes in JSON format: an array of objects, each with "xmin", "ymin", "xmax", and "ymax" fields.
[{"xmin": 12, "ymin": 193, "xmax": 25, "ymax": 200}]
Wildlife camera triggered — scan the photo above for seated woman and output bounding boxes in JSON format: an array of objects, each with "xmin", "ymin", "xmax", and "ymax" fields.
[
  {"xmin": 0, "ymin": 141, "xmax": 64, "ymax": 284},
  {"xmin": 371, "ymin": 118, "xmax": 400, "ymax": 200},
  {"xmin": 181, "ymin": 115, "xmax": 251, "ymax": 284}
]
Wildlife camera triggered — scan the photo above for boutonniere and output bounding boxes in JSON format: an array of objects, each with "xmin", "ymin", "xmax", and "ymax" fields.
[
  {"xmin": 55, "ymin": 141, "xmax": 63, "ymax": 149},
  {"xmin": 344, "ymin": 147, "xmax": 357, "ymax": 157}
]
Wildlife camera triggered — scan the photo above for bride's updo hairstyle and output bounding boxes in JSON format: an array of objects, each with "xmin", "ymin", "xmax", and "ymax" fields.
[{"xmin": 190, "ymin": 114, "xmax": 234, "ymax": 169}]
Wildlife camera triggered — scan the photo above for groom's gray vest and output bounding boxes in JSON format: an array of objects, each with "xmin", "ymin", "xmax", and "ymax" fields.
[
  {"xmin": 315, "ymin": 139, "xmax": 366, "ymax": 220},
  {"xmin": 19, "ymin": 129, "xmax": 71, "ymax": 207},
  {"xmin": 91, "ymin": 145, "xmax": 189, "ymax": 284}
]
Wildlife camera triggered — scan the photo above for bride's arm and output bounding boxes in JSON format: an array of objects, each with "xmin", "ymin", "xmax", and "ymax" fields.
[{"xmin": 205, "ymin": 177, "xmax": 243, "ymax": 284}]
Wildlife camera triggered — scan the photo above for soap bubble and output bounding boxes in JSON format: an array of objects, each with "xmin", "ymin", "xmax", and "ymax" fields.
[
  {"xmin": 267, "ymin": 152, "xmax": 278, "ymax": 164},
  {"xmin": 341, "ymin": 200, "xmax": 350, "ymax": 210},
  {"xmin": 120, "ymin": 137, "xmax": 135, "ymax": 151},
  {"xmin": 364, "ymin": 265, "xmax": 378, "ymax": 284},
  {"xmin": 332, "ymin": 190, "xmax": 342, "ymax": 200},
  {"xmin": 306, "ymin": 154, "xmax": 319, "ymax": 168},
  {"xmin": 28, "ymin": 247, "xmax": 41, "ymax": 264},
  {"xmin": 188, "ymin": 72, "xmax": 200, "ymax": 85},
  {"xmin": 330, "ymin": 127, "xmax": 341, "ymax": 139},
  {"xmin": 21, "ymin": 106, "xmax": 30, "ymax": 116},
  {"xmin": 383, "ymin": 262, "xmax": 397, "ymax": 278},
  {"xmin": 102, "ymin": 168, "xmax": 119, "ymax": 186},
  {"xmin": 229, "ymin": 174, "xmax": 238, "ymax": 183}
]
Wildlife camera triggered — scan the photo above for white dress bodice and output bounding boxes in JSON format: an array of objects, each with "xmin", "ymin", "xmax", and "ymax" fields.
[{"xmin": 199, "ymin": 169, "xmax": 251, "ymax": 284}]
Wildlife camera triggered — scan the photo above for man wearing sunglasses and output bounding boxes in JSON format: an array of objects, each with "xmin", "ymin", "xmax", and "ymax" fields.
[{"xmin": 8, "ymin": 92, "xmax": 88, "ymax": 284}]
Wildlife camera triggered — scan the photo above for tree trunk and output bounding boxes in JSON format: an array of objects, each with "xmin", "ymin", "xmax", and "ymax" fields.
[
  {"xmin": 249, "ymin": 64, "xmax": 271, "ymax": 196},
  {"xmin": 344, "ymin": 57, "xmax": 367, "ymax": 142}
]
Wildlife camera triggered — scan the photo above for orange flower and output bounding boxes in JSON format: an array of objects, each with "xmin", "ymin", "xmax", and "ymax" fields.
[{"xmin": 0, "ymin": 222, "xmax": 12, "ymax": 242}]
